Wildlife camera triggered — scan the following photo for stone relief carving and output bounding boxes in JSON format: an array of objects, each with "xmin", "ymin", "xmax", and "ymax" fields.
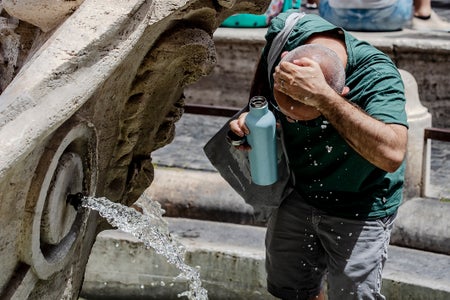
[{"xmin": 0, "ymin": 0, "xmax": 269, "ymax": 298}]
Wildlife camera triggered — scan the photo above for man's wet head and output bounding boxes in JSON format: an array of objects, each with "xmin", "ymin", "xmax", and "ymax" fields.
[{"xmin": 274, "ymin": 44, "xmax": 346, "ymax": 121}]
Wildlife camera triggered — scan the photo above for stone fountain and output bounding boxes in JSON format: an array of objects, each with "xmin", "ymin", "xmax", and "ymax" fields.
[{"xmin": 0, "ymin": 0, "xmax": 269, "ymax": 298}]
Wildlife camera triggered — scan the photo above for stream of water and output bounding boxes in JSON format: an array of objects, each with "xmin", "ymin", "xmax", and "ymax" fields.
[{"xmin": 81, "ymin": 194, "xmax": 208, "ymax": 300}]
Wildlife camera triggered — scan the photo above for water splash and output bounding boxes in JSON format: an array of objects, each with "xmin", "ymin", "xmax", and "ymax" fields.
[{"xmin": 81, "ymin": 194, "xmax": 208, "ymax": 300}]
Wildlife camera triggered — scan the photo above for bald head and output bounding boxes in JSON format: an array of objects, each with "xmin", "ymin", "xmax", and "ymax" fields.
[
  {"xmin": 273, "ymin": 44, "xmax": 347, "ymax": 121},
  {"xmin": 280, "ymin": 44, "xmax": 346, "ymax": 93}
]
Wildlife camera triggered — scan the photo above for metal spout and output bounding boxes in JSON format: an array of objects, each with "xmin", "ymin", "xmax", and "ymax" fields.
[{"xmin": 66, "ymin": 192, "xmax": 84, "ymax": 210}]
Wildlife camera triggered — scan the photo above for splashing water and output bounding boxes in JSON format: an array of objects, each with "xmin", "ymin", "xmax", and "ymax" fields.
[{"xmin": 81, "ymin": 194, "xmax": 208, "ymax": 300}]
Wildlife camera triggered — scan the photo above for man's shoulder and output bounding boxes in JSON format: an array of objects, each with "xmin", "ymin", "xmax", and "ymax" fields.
[
  {"xmin": 266, "ymin": 12, "xmax": 340, "ymax": 50},
  {"xmin": 268, "ymin": 12, "xmax": 336, "ymax": 35}
]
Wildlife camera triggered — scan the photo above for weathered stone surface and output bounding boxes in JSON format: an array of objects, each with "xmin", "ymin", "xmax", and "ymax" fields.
[
  {"xmin": 400, "ymin": 69, "xmax": 432, "ymax": 199},
  {"xmin": 2, "ymin": 0, "xmax": 85, "ymax": 32},
  {"xmin": 0, "ymin": 7, "xmax": 39, "ymax": 93},
  {"xmin": 391, "ymin": 197, "xmax": 450, "ymax": 255},
  {"xmin": 0, "ymin": 0, "xmax": 270, "ymax": 298}
]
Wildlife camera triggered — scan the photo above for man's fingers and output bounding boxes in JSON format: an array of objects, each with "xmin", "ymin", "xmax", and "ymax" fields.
[
  {"xmin": 237, "ymin": 113, "xmax": 250, "ymax": 135},
  {"xmin": 229, "ymin": 113, "xmax": 249, "ymax": 136}
]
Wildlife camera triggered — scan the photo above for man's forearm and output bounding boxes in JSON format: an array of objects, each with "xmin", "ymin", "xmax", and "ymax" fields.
[{"xmin": 316, "ymin": 92, "xmax": 407, "ymax": 172}]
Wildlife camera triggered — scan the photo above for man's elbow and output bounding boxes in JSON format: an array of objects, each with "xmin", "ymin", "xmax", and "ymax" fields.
[
  {"xmin": 383, "ymin": 124, "xmax": 408, "ymax": 173},
  {"xmin": 383, "ymin": 150, "xmax": 406, "ymax": 173}
]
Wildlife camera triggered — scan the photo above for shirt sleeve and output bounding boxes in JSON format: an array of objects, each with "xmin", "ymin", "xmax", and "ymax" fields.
[{"xmin": 348, "ymin": 62, "xmax": 409, "ymax": 128}]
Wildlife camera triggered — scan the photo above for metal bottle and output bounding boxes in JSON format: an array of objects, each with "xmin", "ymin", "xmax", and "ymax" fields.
[{"xmin": 245, "ymin": 96, "xmax": 278, "ymax": 185}]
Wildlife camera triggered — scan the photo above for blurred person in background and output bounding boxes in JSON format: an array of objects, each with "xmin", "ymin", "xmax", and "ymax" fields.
[{"xmin": 318, "ymin": 0, "xmax": 413, "ymax": 31}]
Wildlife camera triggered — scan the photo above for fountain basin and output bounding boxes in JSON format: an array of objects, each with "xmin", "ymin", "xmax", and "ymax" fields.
[
  {"xmin": 82, "ymin": 217, "xmax": 450, "ymax": 299},
  {"xmin": 82, "ymin": 218, "xmax": 273, "ymax": 299}
]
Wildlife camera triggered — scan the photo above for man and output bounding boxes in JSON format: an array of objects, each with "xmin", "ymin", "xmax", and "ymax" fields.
[{"xmin": 229, "ymin": 12, "xmax": 408, "ymax": 299}]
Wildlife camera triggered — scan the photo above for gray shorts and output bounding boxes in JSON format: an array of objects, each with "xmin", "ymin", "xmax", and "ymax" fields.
[{"xmin": 265, "ymin": 191, "xmax": 396, "ymax": 300}]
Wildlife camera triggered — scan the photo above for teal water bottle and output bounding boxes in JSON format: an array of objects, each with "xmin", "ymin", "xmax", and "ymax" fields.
[{"xmin": 245, "ymin": 96, "xmax": 278, "ymax": 185}]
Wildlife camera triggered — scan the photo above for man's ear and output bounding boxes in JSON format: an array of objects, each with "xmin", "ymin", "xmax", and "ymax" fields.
[{"xmin": 341, "ymin": 86, "xmax": 350, "ymax": 96}]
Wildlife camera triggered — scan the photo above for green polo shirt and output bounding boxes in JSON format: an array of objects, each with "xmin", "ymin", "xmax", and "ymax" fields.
[{"xmin": 262, "ymin": 13, "xmax": 408, "ymax": 219}]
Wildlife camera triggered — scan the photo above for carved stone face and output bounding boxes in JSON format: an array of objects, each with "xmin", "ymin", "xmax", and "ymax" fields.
[{"xmin": 2, "ymin": 0, "xmax": 85, "ymax": 32}]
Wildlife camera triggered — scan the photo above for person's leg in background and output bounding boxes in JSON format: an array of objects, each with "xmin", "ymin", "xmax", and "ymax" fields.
[
  {"xmin": 306, "ymin": 0, "xmax": 319, "ymax": 9},
  {"xmin": 412, "ymin": 0, "xmax": 450, "ymax": 31},
  {"xmin": 414, "ymin": 0, "xmax": 432, "ymax": 17}
]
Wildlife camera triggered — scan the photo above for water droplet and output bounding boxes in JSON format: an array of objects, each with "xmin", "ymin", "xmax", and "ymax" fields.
[{"xmin": 326, "ymin": 145, "xmax": 333, "ymax": 153}]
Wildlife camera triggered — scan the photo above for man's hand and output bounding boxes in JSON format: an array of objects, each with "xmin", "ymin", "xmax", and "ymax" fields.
[
  {"xmin": 229, "ymin": 112, "xmax": 251, "ymax": 151},
  {"xmin": 273, "ymin": 57, "xmax": 336, "ymax": 108}
]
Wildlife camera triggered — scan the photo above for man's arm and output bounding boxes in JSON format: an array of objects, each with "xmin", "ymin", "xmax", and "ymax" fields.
[{"xmin": 315, "ymin": 92, "xmax": 407, "ymax": 172}]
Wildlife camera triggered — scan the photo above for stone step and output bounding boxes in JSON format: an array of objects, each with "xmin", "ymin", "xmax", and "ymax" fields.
[
  {"xmin": 147, "ymin": 167, "xmax": 450, "ymax": 254},
  {"xmin": 81, "ymin": 217, "xmax": 450, "ymax": 299}
]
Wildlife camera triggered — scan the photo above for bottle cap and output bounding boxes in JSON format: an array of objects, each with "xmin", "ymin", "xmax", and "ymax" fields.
[{"xmin": 250, "ymin": 96, "xmax": 267, "ymax": 108}]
